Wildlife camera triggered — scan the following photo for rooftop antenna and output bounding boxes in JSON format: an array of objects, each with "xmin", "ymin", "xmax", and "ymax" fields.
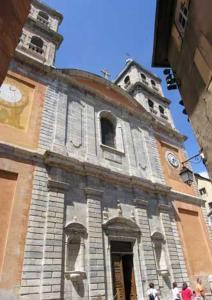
[{"xmin": 101, "ymin": 69, "xmax": 111, "ymax": 80}]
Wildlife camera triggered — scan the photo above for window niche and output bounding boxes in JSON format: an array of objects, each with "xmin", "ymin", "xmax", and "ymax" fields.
[
  {"xmin": 159, "ymin": 105, "xmax": 168, "ymax": 120},
  {"xmin": 99, "ymin": 111, "xmax": 124, "ymax": 154},
  {"xmin": 101, "ymin": 117, "xmax": 115, "ymax": 148},
  {"xmin": 124, "ymin": 75, "xmax": 131, "ymax": 88},
  {"xmin": 37, "ymin": 11, "xmax": 49, "ymax": 26},
  {"xmin": 29, "ymin": 36, "xmax": 44, "ymax": 54},
  {"xmin": 175, "ymin": 1, "xmax": 189, "ymax": 36},
  {"xmin": 151, "ymin": 231, "xmax": 169, "ymax": 276},
  {"xmin": 64, "ymin": 220, "xmax": 87, "ymax": 281},
  {"xmin": 148, "ymin": 99, "xmax": 157, "ymax": 114}
]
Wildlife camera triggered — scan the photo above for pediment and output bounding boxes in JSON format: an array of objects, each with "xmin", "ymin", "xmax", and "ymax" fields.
[
  {"xmin": 103, "ymin": 216, "xmax": 140, "ymax": 236},
  {"xmin": 55, "ymin": 68, "xmax": 148, "ymax": 117}
]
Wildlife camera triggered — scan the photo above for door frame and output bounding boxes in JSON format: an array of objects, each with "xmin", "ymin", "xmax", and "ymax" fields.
[{"xmin": 103, "ymin": 217, "xmax": 144, "ymax": 300}]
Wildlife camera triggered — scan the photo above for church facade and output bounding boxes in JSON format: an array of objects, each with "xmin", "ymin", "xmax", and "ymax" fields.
[{"xmin": 0, "ymin": 1, "xmax": 212, "ymax": 300}]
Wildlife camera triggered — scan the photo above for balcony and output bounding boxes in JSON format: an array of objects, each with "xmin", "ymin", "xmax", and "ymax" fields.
[
  {"xmin": 37, "ymin": 15, "xmax": 49, "ymax": 27},
  {"xmin": 29, "ymin": 43, "xmax": 44, "ymax": 55}
]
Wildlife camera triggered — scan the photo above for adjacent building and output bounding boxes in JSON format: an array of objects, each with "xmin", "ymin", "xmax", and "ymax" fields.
[
  {"xmin": 0, "ymin": 1, "xmax": 212, "ymax": 299},
  {"xmin": 152, "ymin": 0, "xmax": 212, "ymax": 178},
  {"xmin": 195, "ymin": 173, "xmax": 212, "ymax": 230},
  {"xmin": 0, "ymin": 0, "xmax": 31, "ymax": 86}
]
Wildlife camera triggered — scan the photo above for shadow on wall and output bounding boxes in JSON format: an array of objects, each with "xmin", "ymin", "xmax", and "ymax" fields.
[{"xmin": 73, "ymin": 279, "xmax": 85, "ymax": 297}]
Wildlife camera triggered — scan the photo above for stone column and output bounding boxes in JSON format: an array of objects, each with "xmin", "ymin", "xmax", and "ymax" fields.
[
  {"xmin": 134, "ymin": 198, "xmax": 159, "ymax": 291},
  {"xmin": 40, "ymin": 179, "xmax": 69, "ymax": 300},
  {"xmin": 84, "ymin": 187, "xmax": 106, "ymax": 300}
]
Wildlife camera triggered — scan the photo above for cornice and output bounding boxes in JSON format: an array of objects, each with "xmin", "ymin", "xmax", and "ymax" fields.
[
  {"xmin": 114, "ymin": 59, "xmax": 162, "ymax": 84},
  {"xmin": 169, "ymin": 190, "xmax": 206, "ymax": 206},
  {"xmin": 0, "ymin": 142, "xmax": 204, "ymax": 206},
  {"xmin": 84, "ymin": 187, "xmax": 104, "ymax": 198},
  {"xmin": 47, "ymin": 179, "xmax": 70, "ymax": 191},
  {"xmin": 0, "ymin": 141, "xmax": 44, "ymax": 164},
  {"xmin": 129, "ymin": 81, "xmax": 170, "ymax": 105}
]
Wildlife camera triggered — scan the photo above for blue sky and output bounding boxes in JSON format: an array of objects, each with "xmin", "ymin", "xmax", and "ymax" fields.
[{"xmin": 44, "ymin": 0, "xmax": 206, "ymax": 174}]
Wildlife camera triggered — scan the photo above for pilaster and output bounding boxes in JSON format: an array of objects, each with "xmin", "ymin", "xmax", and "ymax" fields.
[
  {"xmin": 20, "ymin": 166, "xmax": 48, "ymax": 300},
  {"xmin": 158, "ymin": 202, "xmax": 189, "ymax": 285},
  {"xmin": 134, "ymin": 198, "xmax": 159, "ymax": 290},
  {"xmin": 39, "ymin": 179, "xmax": 69, "ymax": 300},
  {"xmin": 84, "ymin": 187, "xmax": 106, "ymax": 300}
]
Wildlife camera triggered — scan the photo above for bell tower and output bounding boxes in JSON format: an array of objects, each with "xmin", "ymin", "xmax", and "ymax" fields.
[
  {"xmin": 114, "ymin": 59, "xmax": 175, "ymax": 128},
  {"xmin": 15, "ymin": 0, "xmax": 63, "ymax": 66}
]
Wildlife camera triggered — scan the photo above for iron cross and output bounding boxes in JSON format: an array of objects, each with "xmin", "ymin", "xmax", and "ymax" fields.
[{"xmin": 101, "ymin": 69, "xmax": 111, "ymax": 80}]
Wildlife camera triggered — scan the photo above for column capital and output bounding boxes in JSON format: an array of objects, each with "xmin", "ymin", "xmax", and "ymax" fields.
[
  {"xmin": 84, "ymin": 187, "xmax": 104, "ymax": 197},
  {"xmin": 47, "ymin": 179, "xmax": 69, "ymax": 191},
  {"xmin": 134, "ymin": 198, "xmax": 148, "ymax": 208},
  {"xmin": 158, "ymin": 203, "xmax": 171, "ymax": 212}
]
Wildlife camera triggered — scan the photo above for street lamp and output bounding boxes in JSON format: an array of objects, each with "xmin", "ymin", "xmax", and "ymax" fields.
[
  {"xmin": 179, "ymin": 166, "xmax": 194, "ymax": 185},
  {"xmin": 179, "ymin": 149, "xmax": 205, "ymax": 185}
]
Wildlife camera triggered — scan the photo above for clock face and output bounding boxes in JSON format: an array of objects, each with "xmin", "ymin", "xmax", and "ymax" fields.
[
  {"xmin": 166, "ymin": 152, "xmax": 179, "ymax": 168},
  {"xmin": 0, "ymin": 83, "xmax": 22, "ymax": 104}
]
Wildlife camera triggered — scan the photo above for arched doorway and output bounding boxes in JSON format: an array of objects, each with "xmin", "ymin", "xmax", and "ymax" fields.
[{"xmin": 103, "ymin": 217, "xmax": 142, "ymax": 300}]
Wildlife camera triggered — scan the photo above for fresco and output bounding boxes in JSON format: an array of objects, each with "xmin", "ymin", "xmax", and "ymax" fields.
[{"xmin": 0, "ymin": 75, "xmax": 33, "ymax": 130}]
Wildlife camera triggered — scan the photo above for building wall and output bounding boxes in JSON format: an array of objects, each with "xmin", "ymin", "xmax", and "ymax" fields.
[
  {"xmin": 175, "ymin": 201, "xmax": 212, "ymax": 287},
  {"xmin": 0, "ymin": 0, "xmax": 31, "ymax": 86},
  {"xmin": 168, "ymin": 0, "xmax": 212, "ymax": 177},
  {"xmin": 0, "ymin": 158, "xmax": 34, "ymax": 298},
  {"xmin": 156, "ymin": 137, "xmax": 212, "ymax": 289},
  {"xmin": 17, "ymin": 72, "xmax": 211, "ymax": 299},
  {"xmin": 0, "ymin": 68, "xmax": 46, "ymax": 298},
  {"xmin": 0, "ymin": 71, "xmax": 46, "ymax": 149},
  {"xmin": 156, "ymin": 139, "xmax": 196, "ymax": 195}
]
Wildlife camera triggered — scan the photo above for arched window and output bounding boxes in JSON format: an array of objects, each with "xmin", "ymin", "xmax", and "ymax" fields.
[
  {"xmin": 101, "ymin": 117, "xmax": 115, "ymax": 148},
  {"xmin": 29, "ymin": 36, "xmax": 44, "ymax": 54},
  {"xmin": 124, "ymin": 75, "xmax": 130, "ymax": 85},
  {"xmin": 148, "ymin": 99, "xmax": 154, "ymax": 109},
  {"xmin": 151, "ymin": 79, "xmax": 156, "ymax": 86},
  {"xmin": 38, "ymin": 11, "xmax": 49, "ymax": 20},
  {"xmin": 159, "ymin": 105, "xmax": 165, "ymax": 115},
  {"xmin": 37, "ymin": 11, "xmax": 49, "ymax": 25},
  {"xmin": 141, "ymin": 73, "xmax": 146, "ymax": 81}
]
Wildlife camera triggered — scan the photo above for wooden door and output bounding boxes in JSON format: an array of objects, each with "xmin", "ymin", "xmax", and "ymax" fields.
[
  {"xmin": 130, "ymin": 264, "xmax": 137, "ymax": 300},
  {"xmin": 111, "ymin": 254, "xmax": 126, "ymax": 300},
  {"xmin": 122, "ymin": 255, "xmax": 137, "ymax": 300}
]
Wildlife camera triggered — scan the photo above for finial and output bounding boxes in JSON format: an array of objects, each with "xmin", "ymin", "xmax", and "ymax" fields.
[
  {"xmin": 101, "ymin": 69, "xmax": 111, "ymax": 80},
  {"xmin": 103, "ymin": 207, "xmax": 109, "ymax": 221},
  {"xmin": 131, "ymin": 209, "xmax": 136, "ymax": 222},
  {"xmin": 117, "ymin": 201, "xmax": 123, "ymax": 217}
]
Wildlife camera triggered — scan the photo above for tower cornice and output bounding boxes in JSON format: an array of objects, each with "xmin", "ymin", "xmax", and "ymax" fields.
[
  {"xmin": 26, "ymin": 17, "xmax": 63, "ymax": 48},
  {"xmin": 32, "ymin": 0, "xmax": 63, "ymax": 23}
]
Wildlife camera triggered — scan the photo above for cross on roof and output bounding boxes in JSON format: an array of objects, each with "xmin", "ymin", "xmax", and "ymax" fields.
[{"xmin": 101, "ymin": 69, "xmax": 111, "ymax": 80}]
